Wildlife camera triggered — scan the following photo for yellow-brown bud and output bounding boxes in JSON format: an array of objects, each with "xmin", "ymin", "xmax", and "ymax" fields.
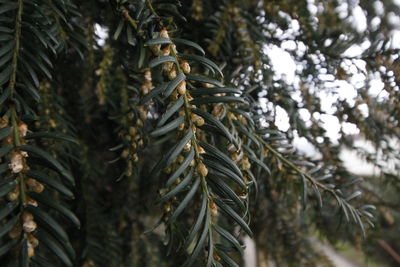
[
  {"xmin": 196, "ymin": 162, "xmax": 208, "ymax": 177},
  {"xmin": 168, "ymin": 68, "xmax": 177, "ymax": 80},
  {"xmin": 32, "ymin": 183, "xmax": 44, "ymax": 193},
  {"xmin": 177, "ymin": 81, "xmax": 186, "ymax": 95},
  {"xmin": 183, "ymin": 141, "xmax": 191, "ymax": 152},
  {"xmin": 22, "ymin": 212, "xmax": 34, "ymax": 222},
  {"xmin": 18, "ymin": 122, "xmax": 28, "ymax": 137},
  {"xmin": 180, "ymin": 61, "xmax": 191, "ymax": 73},
  {"xmin": 28, "ymin": 234, "xmax": 39, "ymax": 248},
  {"xmin": 28, "ymin": 245, "xmax": 35, "ymax": 258},
  {"xmin": 129, "ymin": 126, "xmax": 137, "ymax": 136},
  {"xmin": 160, "ymin": 29, "xmax": 170, "ymax": 39},
  {"xmin": 9, "ymin": 152, "xmax": 24, "ymax": 173},
  {"xmin": 23, "ymin": 220, "xmax": 37, "ymax": 233}
]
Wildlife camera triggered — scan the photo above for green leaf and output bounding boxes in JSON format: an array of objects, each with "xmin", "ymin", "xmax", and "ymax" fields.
[
  {"xmin": 0, "ymin": 2, "xmax": 18, "ymax": 14},
  {"xmin": 159, "ymin": 168, "xmax": 194, "ymax": 203},
  {"xmin": 26, "ymin": 170, "xmax": 74, "ymax": 198},
  {"xmin": 205, "ymin": 159, "xmax": 246, "ymax": 189},
  {"xmin": 164, "ymin": 72, "xmax": 186, "ymax": 97},
  {"xmin": 172, "ymin": 38, "xmax": 205, "ymax": 55},
  {"xmin": 208, "ymin": 176, "xmax": 246, "ymax": 213},
  {"xmin": 0, "ymin": 143, "xmax": 12, "ymax": 158},
  {"xmin": 113, "ymin": 20, "xmax": 125, "ymax": 40},
  {"xmin": 126, "ymin": 25, "xmax": 136, "ymax": 46},
  {"xmin": 151, "ymin": 128, "xmax": 193, "ymax": 175},
  {"xmin": 0, "ymin": 200, "xmax": 19, "ymax": 221},
  {"xmin": 166, "ymin": 148, "xmax": 195, "ymax": 187},
  {"xmin": 301, "ymin": 174, "xmax": 308, "ymax": 210},
  {"xmin": 149, "ymin": 55, "xmax": 177, "ymax": 68},
  {"xmin": 24, "ymin": 132, "xmax": 78, "ymax": 144},
  {"xmin": 30, "ymin": 192, "xmax": 80, "ymax": 228},
  {"xmin": 0, "ymin": 238, "xmax": 18, "ymax": 258},
  {"xmin": 218, "ymin": 250, "xmax": 239, "ymax": 267},
  {"xmin": 0, "ymin": 215, "xmax": 19, "ymax": 238},
  {"xmin": 215, "ymin": 199, "xmax": 253, "ymax": 237},
  {"xmin": 0, "ymin": 86, "xmax": 11, "ymax": 105},
  {"xmin": 186, "ymin": 74, "xmax": 224, "ymax": 87},
  {"xmin": 214, "ymin": 225, "xmax": 243, "ymax": 255},
  {"xmin": 157, "ymin": 96, "xmax": 184, "ymax": 127},
  {"xmin": 190, "ymin": 87, "xmax": 241, "ymax": 96},
  {"xmin": 0, "ymin": 163, "xmax": 8, "ymax": 175},
  {"xmin": 0, "ymin": 40, "xmax": 14, "ymax": 57},
  {"xmin": 27, "ymin": 206, "xmax": 69, "ymax": 243},
  {"xmin": 179, "ymin": 54, "xmax": 223, "ymax": 77},
  {"xmin": 169, "ymin": 178, "xmax": 200, "ymax": 223},
  {"xmin": 36, "ymin": 230, "xmax": 73, "ymax": 267},
  {"xmin": 0, "ymin": 26, "xmax": 13, "ymax": 33},
  {"xmin": 0, "ymin": 179, "xmax": 17, "ymax": 197},
  {"xmin": 192, "ymin": 108, "xmax": 233, "ymax": 142},
  {"xmin": 20, "ymin": 145, "xmax": 74, "ymax": 185},
  {"xmin": 182, "ymin": 208, "xmax": 210, "ymax": 266},
  {"xmin": 191, "ymin": 96, "xmax": 246, "ymax": 106},
  {"xmin": 21, "ymin": 239, "xmax": 29, "ymax": 267},
  {"xmin": 145, "ymin": 37, "xmax": 172, "ymax": 46},
  {"xmin": 200, "ymin": 142, "xmax": 242, "ymax": 178},
  {"xmin": 150, "ymin": 116, "xmax": 184, "ymax": 137},
  {"xmin": 0, "ymin": 126, "xmax": 12, "ymax": 140},
  {"xmin": 0, "ymin": 64, "xmax": 12, "ymax": 86},
  {"xmin": 183, "ymin": 191, "xmax": 207, "ymax": 249},
  {"xmin": 139, "ymin": 82, "xmax": 167, "ymax": 105}
]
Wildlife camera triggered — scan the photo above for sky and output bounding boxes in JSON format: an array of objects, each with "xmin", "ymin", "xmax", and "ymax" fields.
[{"xmin": 264, "ymin": 0, "xmax": 400, "ymax": 175}]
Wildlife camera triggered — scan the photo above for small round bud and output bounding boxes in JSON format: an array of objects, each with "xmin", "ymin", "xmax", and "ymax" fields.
[
  {"xmin": 178, "ymin": 123, "xmax": 185, "ymax": 131},
  {"xmin": 121, "ymin": 149, "xmax": 130, "ymax": 159},
  {"xmin": 177, "ymin": 81, "xmax": 186, "ymax": 95},
  {"xmin": 28, "ymin": 234, "xmax": 39, "ymax": 248},
  {"xmin": 183, "ymin": 141, "xmax": 191, "ymax": 152},
  {"xmin": 129, "ymin": 127, "xmax": 137, "ymax": 136},
  {"xmin": 180, "ymin": 61, "xmax": 191, "ymax": 73},
  {"xmin": 160, "ymin": 29, "xmax": 170, "ymax": 39},
  {"xmin": 6, "ymin": 191, "xmax": 19, "ymax": 201},
  {"xmin": 168, "ymin": 69, "xmax": 177, "ymax": 80},
  {"xmin": 194, "ymin": 117, "xmax": 204, "ymax": 127},
  {"xmin": 144, "ymin": 70, "xmax": 152, "ymax": 82},
  {"xmin": 23, "ymin": 220, "xmax": 37, "ymax": 233},
  {"xmin": 22, "ymin": 212, "xmax": 34, "ymax": 222},
  {"xmin": 9, "ymin": 152, "xmax": 24, "ymax": 173},
  {"xmin": 18, "ymin": 122, "xmax": 28, "ymax": 137},
  {"xmin": 26, "ymin": 198, "xmax": 38, "ymax": 207},
  {"xmin": 197, "ymin": 145, "xmax": 205, "ymax": 154},
  {"xmin": 210, "ymin": 201, "xmax": 218, "ymax": 217},
  {"xmin": 32, "ymin": 183, "xmax": 44, "ymax": 193},
  {"xmin": 162, "ymin": 47, "xmax": 170, "ymax": 56},
  {"xmin": 196, "ymin": 162, "xmax": 208, "ymax": 177}
]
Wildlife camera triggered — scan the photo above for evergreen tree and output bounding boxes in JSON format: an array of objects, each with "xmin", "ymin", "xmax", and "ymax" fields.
[{"xmin": 0, "ymin": 0, "xmax": 399, "ymax": 266}]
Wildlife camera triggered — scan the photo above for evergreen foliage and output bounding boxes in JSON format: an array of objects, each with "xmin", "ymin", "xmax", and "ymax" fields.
[{"xmin": 0, "ymin": 0, "xmax": 399, "ymax": 266}]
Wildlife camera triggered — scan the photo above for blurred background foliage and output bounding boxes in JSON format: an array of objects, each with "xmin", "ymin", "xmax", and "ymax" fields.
[{"xmin": 0, "ymin": 0, "xmax": 399, "ymax": 266}]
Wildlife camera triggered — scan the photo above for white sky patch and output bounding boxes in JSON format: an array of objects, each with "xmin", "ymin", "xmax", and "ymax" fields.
[
  {"xmin": 293, "ymin": 135, "xmax": 321, "ymax": 159},
  {"xmin": 358, "ymin": 103, "xmax": 369, "ymax": 117},
  {"xmin": 373, "ymin": 1, "xmax": 384, "ymax": 16},
  {"xmin": 391, "ymin": 30, "xmax": 400, "ymax": 49},
  {"xmin": 341, "ymin": 122, "xmax": 360, "ymax": 135},
  {"xmin": 351, "ymin": 6, "xmax": 367, "ymax": 33},
  {"xmin": 94, "ymin": 23, "xmax": 109, "ymax": 46},
  {"xmin": 320, "ymin": 114, "xmax": 341, "ymax": 141},
  {"xmin": 266, "ymin": 45, "xmax": 297, "ymax": 84},
  {"xmin": 275, "ymin": 106, "xmax": 290, "ymax": 132}
]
